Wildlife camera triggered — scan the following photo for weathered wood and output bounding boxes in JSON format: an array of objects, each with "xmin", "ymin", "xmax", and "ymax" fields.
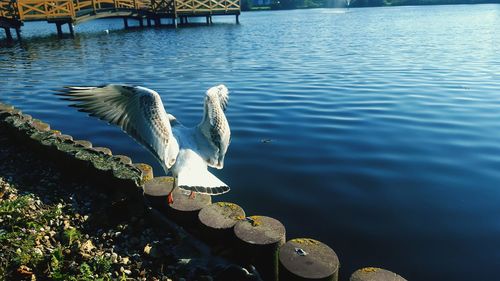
[
  {"xmin": 74, "ymin": 140, "xmax": 92, "ymax": 148},
  {"xmin": 133, "ymin": 162, "xmax": 154, "ymax": 183},
  {"xmin": 91, "ymin": 146, "xmax": 113, "ymax": 156},
  {"xmin": 15, "ymin": 28, "xmax": 21, "ymax": 39},
  {"xmin": 198, "ymin": 202, "xmax": 244, "ymax": 243},
  {"xmin": 234, "ymin": 216, "xmax": 286, "ymax": 281},
  {"xmin": 4, "ymin": 27, "xmax": 12, "ymax": 40},
  {"xmin": 279, "ymin": 238, "xmax": 339, "ymax": 281},
  {"xmin": 166, "ymin": 187, "xmax": 211, "ymax": 227},
  {"xmin": 55, "ymin": 22, "xmax": 63, "ymax": 37},
  {"xmin": 68, "ymin": 22, "xmax": 74, "ymax": 36},
  {"xmin": 143, "ymin": 176, "xmax": 175, "ymax": 212},
  {"xmin": 350, "ymin": 267, "xmax": 407, "ymax": 281},
  {"xmin": 113, "ymin": 155, "xmax": 132, "ymax": 165}
]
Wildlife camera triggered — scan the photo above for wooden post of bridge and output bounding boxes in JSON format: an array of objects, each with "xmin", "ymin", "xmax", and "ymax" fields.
[
  {"xmin": 68, "ymin": 23, "xmax": 74, "ymax": 37},
  {"xmin": 15, "ymin": 28, "xmax": 21, "ymax": 39},
  {"xmin": 3, "ymin": 28, "xmax": 13, "ymax": 41},
  {"xmin": 123, "ymin": 17, "xmax": 129, "ymax": 29},
  {"xmin": 56, "ymin": 22, "xmax": 63, "ymax": 38}
]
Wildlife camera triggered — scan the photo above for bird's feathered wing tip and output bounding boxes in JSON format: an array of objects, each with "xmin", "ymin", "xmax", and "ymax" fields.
[
  {"xmin": 178, "ymin": 184, "xmax": 230, "ymax": 195},
  {"xmin": 177, "ymin": 169, "xmax": 230, "ymax": 195},
  {"xmin": 206, "ymin": 84, "xmax": 229, "ymax": 111}
]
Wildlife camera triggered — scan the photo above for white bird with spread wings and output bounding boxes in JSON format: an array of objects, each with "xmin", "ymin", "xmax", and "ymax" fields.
[{"xmin": 59, "ymin": 84, "xmax": 231, "ymax": 201}]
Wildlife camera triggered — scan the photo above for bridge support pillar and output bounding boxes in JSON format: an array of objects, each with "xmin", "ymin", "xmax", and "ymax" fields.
[
  {"xmin": 236, "ymin": 14, "xmax": 240, "ymax": 24},
  {"xmin": 68, "ymin": 23, "xmax": 74, "ymax": 37},
  {"xmin": 3, "ymin": 28, "xmax": 13, "ymax": 41},
  {"xmin": 173, "ymin": 18, "xmax": 177, "ymax": 28},
  {"xmin": 206, "ymin": 16, "xmax": 210, "ymax": 25},
  {"xmin": 15, "ymin": 28, "xmax": 21, "ymax": 39},
  {"xmin": 154, "ymin": 18, "xmax": 161, "ymax": 27},
  {"xmin": 139, "ymin": 18, "xmax": 144, "ymax": 28},
  {"xmin": 123, "ymin": 18, "xmax": 129, "ymax": 29},
  {"xmin": 53, "ymin": 21, "xmax": 74, "ymax": 38},
  {"xmin": 56, "ymin": 23, "xmax": 63, "ymax": 38}
]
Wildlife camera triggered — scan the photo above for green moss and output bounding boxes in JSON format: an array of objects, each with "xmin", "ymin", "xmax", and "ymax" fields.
[{"xmin": 291, "ymin": 238, "xmax": 320, "ymax": 246}]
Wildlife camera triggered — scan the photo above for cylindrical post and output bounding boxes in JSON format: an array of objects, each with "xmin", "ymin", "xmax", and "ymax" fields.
[
  {"xmin": 15, "ymin": 28, "xmax": 21, "ymax": 40},
  {"xmin": 123, "ymin": 17, "xmax": 129, "ymax": 29},
  {"xmin": 133, "ymin": 163, "xmax": 154, "ymax": 184},
  {"xmin": 279, "ymin": 238, "xmax": 340, "ymax": 281},
  {"xmin": 91, "ymin": 147, "xmax": 112, "ymax": 156},
  {"xmin": 236, "ymin": 14, "xmax": 239, "ymax": 24},
  {"xmin": 56, "ymin": 23, "xmax": 63, "ymax": 38},
  {"xmin": 113, "ymin": 155, "xmax": 132, "ymax": 165},
  {"xmin": 206, "ymin": 15, "xmax": 209, "ymax": 25},
  {"xmin": 143, "ymin": 176, "xmax": 174, "ymax": 212},
  {"xmin": 166, "ymin": 187, "xmax": 211, "ymax": 228},
  {"xmin": 350, "ymin": 267, "xmax": 407, "ymax": 281},
  {"xmin": 4, "ymin": 28, "xmax": 13, "ymax": 41},
  {"xmin": 198, "ymin": 202, "xmax": 245, "ymax": 244},
  {"xmin": 234, "ymin": 216, "xmax": 286, "ymax": 281},
  {"xmin": 68, "ymin": 23, "xmax": 74, "ymax": 37}
]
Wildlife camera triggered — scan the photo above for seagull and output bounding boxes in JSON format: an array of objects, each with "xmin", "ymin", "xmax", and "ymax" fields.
[{"xmin": 59, "ymin": 84, "xmax": 231, "ymax": 202}]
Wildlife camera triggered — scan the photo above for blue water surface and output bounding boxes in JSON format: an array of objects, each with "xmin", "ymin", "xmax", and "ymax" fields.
[{"xmin": 2, "ymin": 5, "xmax": 500, "ymax": 280}]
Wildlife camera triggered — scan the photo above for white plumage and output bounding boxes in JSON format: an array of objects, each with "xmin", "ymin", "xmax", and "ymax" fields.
[{"xmin": 59, "ymin": 84, "xmax": 231, "ymax": 195}]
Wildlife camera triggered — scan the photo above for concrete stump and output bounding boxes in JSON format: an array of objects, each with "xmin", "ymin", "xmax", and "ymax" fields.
[
  {"xmin": 30, "ymin": 119, "xmax": 50, "ymax": 132},
  {"xmin": 74, "ymin": 140, "xmax": 92, "ymax": 149},
  {"xmin": 113, "ymin": 155, "xmax": 132, "ymax": 165},
  {"xmin": 92, "ymin": 147, "xmax": 113, "ymax": 156},
  {"xmin": 234, "ymin": 215, "xmax": 286, "ymax": 281},
  {"xmin": 166, "ymin": 187, "xmax": 211, "ymax": 228},
  {"xmin": 198, "ymin": 202, "xmax": 245, "ymax": 245},
  {"xmin": 133, "ymin": 163, "xmax": 154, "ymax": 184},
  {"xmin": 279, "ymin": 238, "xmax": 339, "ymax": 281},
  {"xmin": 350, "ymin": 267, "xmax": 407, "ymax": 281},
  {"xmin": 143, "ymin": 176, "xmax": 175, "ymax": 212}
]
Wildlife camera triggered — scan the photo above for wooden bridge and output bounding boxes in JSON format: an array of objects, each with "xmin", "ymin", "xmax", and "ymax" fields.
[{"xmin": 0, "ymin": 0, "xmax": 240, "ymax": 39}]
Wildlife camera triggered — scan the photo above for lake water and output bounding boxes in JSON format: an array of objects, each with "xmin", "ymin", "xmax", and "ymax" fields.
[{"xmin": 2, "ymin": 4, "xmax": 500, "ymax": 280}]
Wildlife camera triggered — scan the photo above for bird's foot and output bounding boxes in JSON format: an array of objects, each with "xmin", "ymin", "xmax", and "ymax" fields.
[
  {"xmin": 189, "ymin": 191, "xmax": 196, "ymax": 199},
  {"xmin": 167, "ymin": 192, "xmax": 174, "ymax": 205}
]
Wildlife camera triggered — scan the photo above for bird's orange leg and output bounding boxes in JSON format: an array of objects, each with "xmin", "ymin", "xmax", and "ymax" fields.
[
  {"xmin": 189, "ymin": 191, "xmax": 196, "ymax": 199},
  {"xmin": 167, "ymin": 191, "xmax": 174, "ymax": 205}
]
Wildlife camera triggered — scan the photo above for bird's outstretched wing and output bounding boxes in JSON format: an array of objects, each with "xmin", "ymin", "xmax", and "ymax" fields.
[
  {"xmin": 196, "ymin": 84, "xmax": 231, "ymax": 169},
  {"xmin": 58, "ymin": 84, "xmax": 179, "ymax": 169}
]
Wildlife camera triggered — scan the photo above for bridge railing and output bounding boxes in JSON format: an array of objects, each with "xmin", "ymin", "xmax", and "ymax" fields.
[
  {"xmin": 73, "ymin": 0, "xmax": 150, "ymax": 13},
  {"xmin": 175, "ymin": 0, "xmax": 239, "ymax": 14},
  {"xmin": 1, "ymin": 0, "xmax": 21, "ymax": 19},
  {"xmin": 2, "ymin": 0, "xmax": 238, "ymax": 21},
  {"xmin": 16, "ymin": 0, "xmax": 75, "ymax": 20}
]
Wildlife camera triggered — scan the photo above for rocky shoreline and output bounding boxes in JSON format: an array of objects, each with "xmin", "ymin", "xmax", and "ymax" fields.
[{"xmin": 0, "ymin": 132, "xmax": 255, "ymax": 281}]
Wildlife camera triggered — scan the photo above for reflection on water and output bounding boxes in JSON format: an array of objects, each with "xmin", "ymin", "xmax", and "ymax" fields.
[{"xmin": 2, "ymin": 5, "xmax": 500, "ymax": 281}]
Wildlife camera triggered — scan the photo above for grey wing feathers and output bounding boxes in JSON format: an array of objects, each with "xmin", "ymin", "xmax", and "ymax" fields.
[
  {"xmin": 58, "ymin": 84, "xmax": 178, "ymax": 168},
  {"xmin": 197, "ymin": 84, "xmax": 231, "ymax": 169}
]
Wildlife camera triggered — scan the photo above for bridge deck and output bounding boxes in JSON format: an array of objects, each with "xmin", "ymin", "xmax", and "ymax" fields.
[{"xmin": 1, "ymin": 0, "xmax": 240, "ymax": 38}]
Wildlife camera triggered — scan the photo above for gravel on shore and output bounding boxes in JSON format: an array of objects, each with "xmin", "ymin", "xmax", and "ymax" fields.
[{"xmin": 0, "ymin": 131, "xmax": 239, "ymax": 281}]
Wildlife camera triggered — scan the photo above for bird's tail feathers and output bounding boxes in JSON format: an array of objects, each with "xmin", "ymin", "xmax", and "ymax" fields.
[{"xmin": 177, "ymin": 169, "xmax": 230, "ymax": 195}]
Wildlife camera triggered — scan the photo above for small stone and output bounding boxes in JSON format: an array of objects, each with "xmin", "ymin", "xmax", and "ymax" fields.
[
  {"xmin": 121, "ymin": 257, "xmax": 130, "ymax": 265},
  {"xmin": 143, "ymin": 244, "xmax": 152, "ymax": 255},
  {"xmin": 111, "ymin": 253, "xmax": 119, "ymax": 263},
  {"xmin": 33, "ymin": 248, "xmax": 43, "ymax": 256}
]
